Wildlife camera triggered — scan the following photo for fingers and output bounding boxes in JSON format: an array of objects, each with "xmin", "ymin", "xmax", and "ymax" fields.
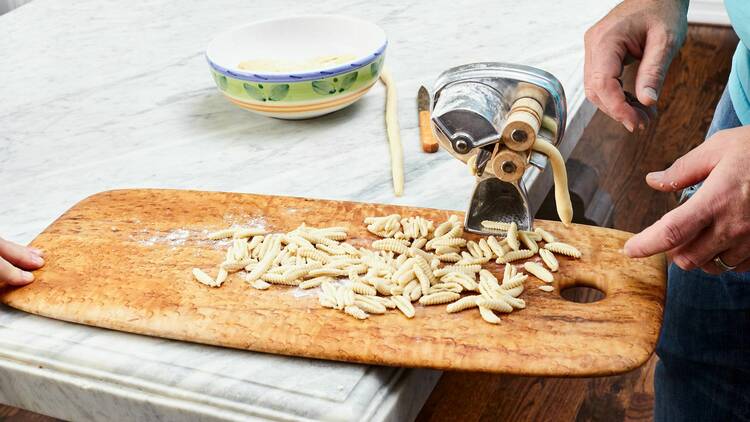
[
  {"xmin": 634, "ymin": 28, "xmax": 676, "ymax": 106},
  {"xmin": 0, "ymin": 238, "xmax": 44, "ymax": 270},
  {"xmin": 584, "ymin": 55, "xmax": 640, "ymax": 132},
  {"xmin": 645, "ymin": 137, "xmax": 725, "ymax": 192},
  {"xmin": 0, "ymin": 256, "xmax": 35, "ymax": 286},
  {"xmin": 670, "ymin": 225, "xmax": 729, "ymax": 272},
  {"xmin": 624, "ymin": 191, "xmax": 713, "ymax": 258},
  {"xmin": 701, "ymin": 244, "xmax": 750, "ymax": 274},
  {"xmin": 584, "ymin": 31, "xmax": 641, "ymax": 132}
]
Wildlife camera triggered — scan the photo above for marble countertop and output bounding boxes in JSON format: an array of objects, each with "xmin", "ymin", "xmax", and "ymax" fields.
[{"xmin": 0, "ymin": 0, "xmax": 616, "ymax": 420}]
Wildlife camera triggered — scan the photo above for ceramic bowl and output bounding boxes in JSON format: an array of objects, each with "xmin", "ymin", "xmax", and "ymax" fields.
[{"xmin": 206, "ymin": 15, "xmax": 387, "ymax": 119}]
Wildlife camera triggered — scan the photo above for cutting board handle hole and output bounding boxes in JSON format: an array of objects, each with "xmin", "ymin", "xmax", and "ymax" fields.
[{"xmin": 559, "ymin": 285, "xmax": 605, "ymax": 304}]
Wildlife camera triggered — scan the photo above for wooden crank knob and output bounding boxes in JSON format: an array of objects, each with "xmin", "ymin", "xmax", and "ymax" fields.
[
  {"xmin": 502, "ymin": 97, "xmax": 544, "ymax": 152},
  {"xmin": 491, "ymin": 148, "xmax": 527, "ymax": 182}
]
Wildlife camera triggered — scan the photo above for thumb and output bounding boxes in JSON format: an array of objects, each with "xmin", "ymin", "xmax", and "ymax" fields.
[
  {"xmin": 635, "ymin": 29, "xmax": 676, "ymax": 106},
  {"xmin": 645, "ymin": 139, "xmax": 724, "ymax": 192}
]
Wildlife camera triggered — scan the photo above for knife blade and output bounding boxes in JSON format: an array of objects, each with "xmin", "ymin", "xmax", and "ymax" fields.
[{"xmin": 417, "ymin": 86, "xmax": 439, "ymax": 153}]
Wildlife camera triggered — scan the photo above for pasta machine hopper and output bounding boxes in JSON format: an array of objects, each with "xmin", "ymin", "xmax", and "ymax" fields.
[{"xmin": 430, "ymin": 63, "xmax": 568, "ymax": 234}]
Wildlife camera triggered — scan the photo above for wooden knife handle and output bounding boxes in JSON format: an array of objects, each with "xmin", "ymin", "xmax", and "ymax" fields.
[{"xmin": 419, "ymin": 110, "xmax": 439, "ymax": 153}]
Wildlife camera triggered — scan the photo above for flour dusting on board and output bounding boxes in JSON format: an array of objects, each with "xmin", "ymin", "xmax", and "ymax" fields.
[
  {"xmin": 131, "ymin": 215, "xmax": 267, "ymax": 249},
  {"xmin": 290, "ymin": 278, "xmax": 351, "ymax": 298}
]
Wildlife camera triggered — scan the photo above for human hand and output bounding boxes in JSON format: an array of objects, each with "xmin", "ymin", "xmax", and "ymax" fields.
[
  {"xmin": 624, "ymin": 125, "xmax": 750, "ymax": 273},
  {"xmin": 0, "ymin": 237, "xmax": 44, "ymax": 285},
  {"xmin": 584, "ymin": 0, "xmax": 688, "ymax": 131}
]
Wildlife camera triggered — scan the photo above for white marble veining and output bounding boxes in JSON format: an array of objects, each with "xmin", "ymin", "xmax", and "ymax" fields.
[{"xmin": 0, "ymin": 0, "xmax": 616, "ymax": 420}]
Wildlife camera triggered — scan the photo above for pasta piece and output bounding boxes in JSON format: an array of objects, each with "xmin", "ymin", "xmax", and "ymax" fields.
[
  {"xmin": 319, "ymin": 293, "xmax": 336, "ymax": 308},
  {"xmin": 480, "ymin": 220, "xmax": 511, "ymax": 231},
  {"xmin": 519, "ymin": 231, "xmax": 539, "ymax": 253},
  {"xmin": 299, "ymin": 276, "xmax": 332, "ymax": 290},
  {"xmin": 441, "ymin": 271, "xmax": 478, "ymax": 291},
  {"xmin": 544, "ymin": 242, "xmax": 582, "ymax": 258},
  {"xmin": 477, "ymin": 297, "xmax": 514, "ymax": 313},
  {"xmin": 413, "ymin": 264, "xmax": 432, "ymax": 295},
  {"xmin": 215, "ymin": 267, "xmax": 228, "ymax": 286},
  {"xmin": 466, "ymin": 241, "xmax": 483, "ymax": 259},
  {"xmin": 435, "ymin": 246, "xmax": 460, "ymax": 255},
  {"xmin": 433, "ymin": 220, "xmax": 453, "ymax": 238},
  {"xmin": 371, "ymin": 238, "xmax": 410, "ymax": 255},
  {"xmin": 532, "ymin": 139, "xmax": 573, "ymax": 225},
  {"xmin": 433, "ymin": 264, "xmax": 482, "ymax": 278},
  {"xmin": 247, "ymin": 235, "xmax": 264, "ymax": 251},
  {"xmin": 192, "ymin": 268, "xmax": 218, "ymax": 287},
  {"xmin": 245, "ymin": 236, "xmax": 281, "ymax": 282},
  {"xmin": 308, "ymin": 267, "xmax": 347, "ymax": 277},
  {"xmin": 409, "ymin": 284, "xmax": 422, "ymax": 302},
  {"xmin": 392, "ymin": 295, "xmax": 415, "ymax": 318},
  {"xmin": 344, "ymin": 305, "xmax": 369, "ymax": 320},
  {"xmin": 478, "ymin": 238, "xmax": 494, "ymax": 259},
  {"xmin": 252, "ymin": 279, "xmax": 271, "ymax": 290},
  {"xmin": 317, "ymin": 243, "xmax": 347, "ymax": 256},
  {"xmin": 411, "ymin": 237, "xmax": 428, "ymax": 250},
  {"xmin": 502, "ymin": 294, "xmax": 526, "ymax": 309},
  {"xmin": 478, "ymin": 306, "xmax": 501, "ymax": 324},
  {"xmin": 207, "ymin": 228, "xmax": 235, "ymax": 240},
  {"xmin": 506, "ymin": 222, "xmax": 520, "ymax": 251},
  {"xmin": 457, "ymin": 255, "xmax": 490, "ymax": 265},
  {"xmin": 351, "ymin": 281, "xmax": 377, "ymax": 296},
  {"xmin": 298, "ymin": 247, "xmax": 332, "ymax": 264},
  {"xmin": 519, "ymin": 230, "xmax": 542, "ymax": 242},
  {"xmin": 487, "ymin": 236, "xmax": 505, "ymax": 258},
  {"xmin": 446, "ymin": 295, "xmax": 480, "ymax": 313},
  {"xmin": 412, "ymin": 256, "xmax": 437, "ymax": 284},
  {"xmin": 524, "ymin": 261, "xmax": 554, "ymax": 283},
  {"xmin": 502, "ymin": 263, "xmax": 514, "ymax": 284},
  {"xmin": 535, "ymin": 227, "xmax": 556, "ymax": 243},
  {"xmin": 436, "ymin": 252, "xmax": 461, "ymax": 262},
  {"xmin": 442, "ymin": 224, "xmax": 464, "ymax": 239},
  {"xmin": 233, "ymin": 228, "xmax": 266, "ymax": 238},
  {"xmin": 380, "ymin": 68, "xmax": 404, "ymax": 196},
  {"xmin": 538, "ymin": 248, "xmax": 559, "ymax": 272},
  {"xmin": 538, "ymin": 285, "xmax": 555, "ymax": 292},
  {"xmin": 371, "ymin": 295, "xmax": 397, "ymax": 309},
  {"xmin": 418, "ymin": 291, "xmax": 460, "ymax": 305},
  {"xmin": 221, "ymin": 256, "xmax": 255, "ymax": 273},
  {"xmin": 402, "ymin": 280, "xmax": 420, "ymax": 299},
  {"xmin": 430, "ymin": 238, "xmax": 467, "ymax": 248},
  {"xmin": 336, "ymin": 285, "xmax": 355, "ymax": 308},
  {"xmin": 372, "ymin": 280, "xmax": 394, "ymax": 296},
  {"xmin": 354, "ymin": 298, "xmax": 386, "ymax": 314},
  {"xmin": 428, "ymin": 282, "xmax": 463, "ymax": 294},
  {"xmin": 503, "ymin": 285, "xmax": 524, "ymax": 298},
  {"xmin": 500, "ymin": 273, "xmax": 528, "ymax": 290},
  {"xmin": 495, "ymin": 249, "xmax": 534, "ymax": 264}
]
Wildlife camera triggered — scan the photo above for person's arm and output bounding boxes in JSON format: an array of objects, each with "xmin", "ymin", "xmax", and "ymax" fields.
[
  {"xmin": 584, "ymin": 0, "xmax": 688, "ymax": 131},
  {"xmin": 0, "ymin": 238, "xmax": 44, "ymax": 285}
]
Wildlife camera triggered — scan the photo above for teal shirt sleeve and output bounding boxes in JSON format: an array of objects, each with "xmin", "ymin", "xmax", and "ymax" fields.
[
  {"xmin": 726, "ymin": 0, "xmax": 750, "ymax": 125},
  {"xmin": 729, "ymin": 45, "xmax": 750, "ymax": 125}
]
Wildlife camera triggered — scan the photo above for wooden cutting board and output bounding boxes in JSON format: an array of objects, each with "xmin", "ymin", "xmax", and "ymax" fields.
[{"xmin": 0, "ymin": 189, "xmax": 666, "ymax": 376}]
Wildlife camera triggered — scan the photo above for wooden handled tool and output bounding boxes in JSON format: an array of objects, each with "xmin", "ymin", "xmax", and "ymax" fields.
[{"xmin": 417, "ymin": 86, "xmax": 439, "ymax": 153}]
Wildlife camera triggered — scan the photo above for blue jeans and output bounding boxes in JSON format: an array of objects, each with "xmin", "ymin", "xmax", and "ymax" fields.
[{"xmin": 655, "ymin": 88, "xmax": 750, "ymax": 421}]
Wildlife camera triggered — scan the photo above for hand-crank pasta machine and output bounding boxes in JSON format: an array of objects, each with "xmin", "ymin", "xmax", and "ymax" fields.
[{"xmin": 430, "ymin": 63, "xmax": 573, "ymax": 234}]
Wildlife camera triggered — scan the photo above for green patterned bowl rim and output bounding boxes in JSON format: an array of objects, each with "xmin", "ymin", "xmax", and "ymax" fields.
[
  {"xmin": 206, "ymin": 43, "xmax": 385, "ymax": 83},
  {"xmin": 206, "ymin": 15, "xmax": 387, "ymax": 83}
]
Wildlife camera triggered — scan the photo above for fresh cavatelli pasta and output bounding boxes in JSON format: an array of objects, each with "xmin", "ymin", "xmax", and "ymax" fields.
[
  {"xmin": 193, "ymin": 212, "xmax": 582, "ymax": 323},
  {"xmin": 544, "ymin": 242, "xmax": 582, "ymax": 258}
]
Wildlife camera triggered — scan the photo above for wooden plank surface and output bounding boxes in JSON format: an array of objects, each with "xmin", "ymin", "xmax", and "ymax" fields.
[{"xmin": 0, "ymin": 189, "xmax": 664, "ymax": 376}]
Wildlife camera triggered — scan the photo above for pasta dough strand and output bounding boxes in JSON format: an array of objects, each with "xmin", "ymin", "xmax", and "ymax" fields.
[{"xmin": 379, "ymin": 68, "xmax": 404, "ymax": 196}]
